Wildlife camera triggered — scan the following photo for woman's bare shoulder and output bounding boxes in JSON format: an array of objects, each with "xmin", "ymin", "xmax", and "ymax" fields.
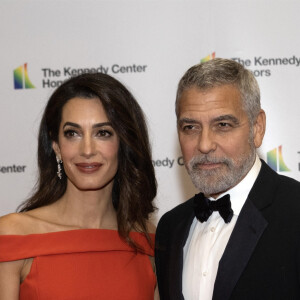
[
  {"xmin": 0, "ymin": 213, "xmax": 31, "ymax": 235},
  {"xmin": 0, "ymin": 208, "xmax": 55, "ymax": 235}
]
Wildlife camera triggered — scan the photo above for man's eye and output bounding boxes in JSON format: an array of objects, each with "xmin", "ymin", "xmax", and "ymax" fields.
[
  {"xmin": 182, "ymin": 125, "xmax": 195, "ymax": 131},
  {"xmin": 219, "ymin": 122, "xmax": 230, "ymax": 127},
  {"xmin": 217, "ymin": 122, "xmax": 233, "ymax": 130}
]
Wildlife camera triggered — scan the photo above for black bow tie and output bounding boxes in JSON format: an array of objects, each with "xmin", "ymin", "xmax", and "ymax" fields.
[{"xmin": 193, "ymin": 193, "xmax": 233, "ymax": 223}]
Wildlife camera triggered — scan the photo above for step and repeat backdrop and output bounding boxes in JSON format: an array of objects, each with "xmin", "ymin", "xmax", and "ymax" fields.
[{"xmin": 1, "ymin": 0, "xmax": 300, "ymax": 222}]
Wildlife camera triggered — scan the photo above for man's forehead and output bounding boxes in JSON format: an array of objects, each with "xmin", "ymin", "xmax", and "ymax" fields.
[
  {"xmin": 180, "ymin": 84, "xmax": 241, "ymax": 98},
  {"xmin": 178, "ymin": 85, "xmax": 243, "ymax": 115}
]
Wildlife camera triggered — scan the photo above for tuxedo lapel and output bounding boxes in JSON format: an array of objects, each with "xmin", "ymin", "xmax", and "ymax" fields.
[
  {"xmin": 213, "ymin": 161, "xmax": 275, "ymax": 300},
  {"xmin": 213, "ymin": 198, "xmax": 268, "ymax": 300},
  {"xmin": 168, "ymin": 204, "xmax": 195, "ymax": 300}
]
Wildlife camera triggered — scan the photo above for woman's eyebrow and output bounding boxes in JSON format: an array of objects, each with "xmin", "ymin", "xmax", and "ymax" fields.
[
  {"xmin": 92, "ymin": 122, "xmax": 112, "ymax": 128},
  {"xmin": 62, "ymin": 122, "xmax": 112, "ymax": 129}
]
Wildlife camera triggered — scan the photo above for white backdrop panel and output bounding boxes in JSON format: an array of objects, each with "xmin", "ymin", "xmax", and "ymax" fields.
[{"xmin": 1, "ymin": 0, "xmax": 300, "ymax": 222}]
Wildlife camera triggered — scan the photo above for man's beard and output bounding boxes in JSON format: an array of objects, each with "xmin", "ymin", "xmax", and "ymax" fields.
[{"xmin": 186, "ymin": 146, "xmax": 256, "ymax": 196}]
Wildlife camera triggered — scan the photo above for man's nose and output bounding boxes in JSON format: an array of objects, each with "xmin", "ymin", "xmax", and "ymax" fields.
[{"xmin": 196, "ymin": 129, "xmax": 217, "ymax": 154}]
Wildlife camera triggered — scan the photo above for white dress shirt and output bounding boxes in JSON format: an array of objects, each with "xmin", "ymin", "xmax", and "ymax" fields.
[{"xmin": 182, "ymin": 155, "xmax": 262, "ymax": 300}]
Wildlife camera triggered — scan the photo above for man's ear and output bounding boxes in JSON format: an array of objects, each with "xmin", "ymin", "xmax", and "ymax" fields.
[
  {"xmin": 52, "ymin": 141, "xmax": 61, "ymax": 159},
  {"xmin": 253, "ymin": 109, "xmax": 266, "ymax": 148}
]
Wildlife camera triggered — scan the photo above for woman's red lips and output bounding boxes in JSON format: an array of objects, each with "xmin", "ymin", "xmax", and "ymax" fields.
[{"xmin": 75, "ymin": 163, "xmax": 102, "ymax": 173}]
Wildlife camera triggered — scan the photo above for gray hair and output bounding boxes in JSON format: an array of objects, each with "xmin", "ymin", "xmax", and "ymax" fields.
[{"xmin": 175, "ymin": 58, "xmax": 261, "ymax": 125}]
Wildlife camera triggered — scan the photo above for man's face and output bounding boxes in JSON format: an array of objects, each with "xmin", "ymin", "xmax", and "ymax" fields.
[{"xmin": 177, "ymin": 85, "xmax": 265, "ymax": 198}]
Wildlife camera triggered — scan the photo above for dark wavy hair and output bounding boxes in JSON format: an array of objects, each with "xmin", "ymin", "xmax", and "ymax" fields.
[{"xmin": 19, "ymin": 73, "xmax": 157, "ymax": 250}]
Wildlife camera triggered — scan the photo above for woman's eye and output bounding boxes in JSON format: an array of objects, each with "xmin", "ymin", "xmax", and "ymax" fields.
[
  {"xmin": 63, "ymin": 130, "xmax": 78, "ymax": 138},
  {"xmin": 97, "ymin": 130, "xmax": 112, "ymax": 137}
]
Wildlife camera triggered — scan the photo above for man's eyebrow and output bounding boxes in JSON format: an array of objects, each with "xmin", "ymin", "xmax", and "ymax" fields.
[
  {"xmin": 62, "ymin": 122, "xmax": 112, "ymax": 129},
  {"xmin": 213, "ymin": 115, "xmax": 240, "ymax": 125},
  {"xmin": 177, "ymin": 118, "xmax": 199, "ymax": 127}
]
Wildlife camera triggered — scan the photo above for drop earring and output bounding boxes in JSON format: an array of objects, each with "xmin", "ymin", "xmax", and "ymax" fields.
[{"xmin": 56, "ymin": 156, "xmax": 63, "ymax": 180}]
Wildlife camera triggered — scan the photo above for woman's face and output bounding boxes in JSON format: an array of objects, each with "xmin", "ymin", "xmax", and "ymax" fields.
[{"xmin": 52, "ymin": 97, "xmax": 119, "ymax": 192}]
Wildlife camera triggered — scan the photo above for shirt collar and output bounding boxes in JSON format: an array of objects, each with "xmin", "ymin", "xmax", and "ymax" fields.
[{"xmin": 212, "ymin": 155, "xmax": 261, "ymax": 216}]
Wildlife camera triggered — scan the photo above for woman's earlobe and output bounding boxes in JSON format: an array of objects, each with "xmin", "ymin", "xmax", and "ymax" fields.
[{"xmin": 52, "ymin": 141, "xmax": 61, "ymax": 158}]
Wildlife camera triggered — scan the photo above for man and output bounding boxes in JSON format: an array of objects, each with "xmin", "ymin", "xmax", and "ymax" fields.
[{"xmin": 155, "ymin": 58, "xmax": 300, "ymax": 300}]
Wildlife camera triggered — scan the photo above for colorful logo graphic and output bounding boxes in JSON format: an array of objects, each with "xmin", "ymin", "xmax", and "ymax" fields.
[
  {"xmin": 13, "ymin": 63, "xmax": 35, "ymax": 89},
  {"xmin": 201, "ymin": 52, "xmax": 216, "ymax": 63},
  {"xmin": 267, "ymin": 145, "xmax": 290, "ymax": 172}
]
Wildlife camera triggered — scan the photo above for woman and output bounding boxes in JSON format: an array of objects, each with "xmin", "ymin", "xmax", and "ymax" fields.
[{"xmin": 0, "ymin": 73, "xmax": 158, "ymax": 299}]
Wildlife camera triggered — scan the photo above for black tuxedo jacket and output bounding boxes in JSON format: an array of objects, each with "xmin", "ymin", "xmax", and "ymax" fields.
[{"xmin": 155, "ymin": 160, "xmax": 300, "ymax": 300}]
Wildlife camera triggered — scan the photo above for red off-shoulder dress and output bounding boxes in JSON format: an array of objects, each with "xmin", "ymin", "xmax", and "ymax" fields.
[{"xmin": 0, "ymin": 229, "xmax": 156, "ymax": 299}]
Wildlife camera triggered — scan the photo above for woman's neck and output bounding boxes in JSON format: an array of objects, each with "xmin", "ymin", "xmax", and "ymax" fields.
[{"xmin": 50, "ymin": 182, "xmax": 118, "ymax": 230}]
